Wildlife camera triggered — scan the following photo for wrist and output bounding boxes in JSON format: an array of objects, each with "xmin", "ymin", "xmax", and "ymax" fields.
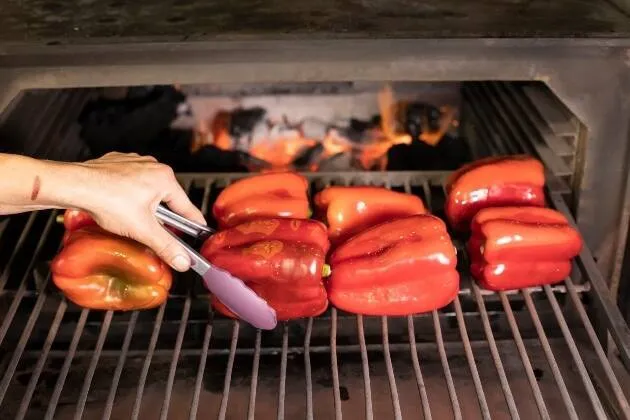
[{"xmin": 37, "ymin": 159, "xmax": 93, "ymax": 210}]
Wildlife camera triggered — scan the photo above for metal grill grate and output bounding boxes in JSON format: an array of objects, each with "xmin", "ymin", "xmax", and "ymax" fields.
[{"xmin": 1, "ymin": 171, "xmax": 630, "ymax": 419}]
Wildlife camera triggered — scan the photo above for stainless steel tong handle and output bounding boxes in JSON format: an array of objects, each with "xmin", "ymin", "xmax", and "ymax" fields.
[{"xmin": 156, "ymin": 205, "xmax": 214, "ymax": 239}]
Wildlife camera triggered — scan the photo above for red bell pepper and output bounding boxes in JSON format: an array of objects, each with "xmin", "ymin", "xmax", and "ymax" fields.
[
  {"xmin": 51, "ymin": 226, "xmax": 172, "ymax": 310},
  {"xmin": 201, "ymin": 218, "xmax": 330, "ymax": 320},
  {"xmin": 314, "ymin": 186, "xmax": 427, "ymax": 246},
  {"xmin": 468, "ymin": 207, "xmax": 582, "ymax": 291},
  {"xmin": 59, "ymin": 208, "xmax": 182, "ymax": 243},
  {"xmin": 213, "ymin": 172, "xmax": 310, "ymax": 229},
  {"xmin": 445, "ymin": 155, "xmax": 545, "ymax": 231},
  {"xmin": 327, "ymin": 215, "xmax": 459, "ymax": 315}
]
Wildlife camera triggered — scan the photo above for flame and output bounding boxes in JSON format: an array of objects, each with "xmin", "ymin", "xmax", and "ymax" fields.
[
  {"xmin": 192, "ymin": 111, "xmax": 232, "ymax": 153},
  {"xmin": 191, "ymin": 83, "xmax": 455, "ymax": 172},
  {"xmin": 250, "ymin": 137, "xmax": 316, "ymax": 168}
]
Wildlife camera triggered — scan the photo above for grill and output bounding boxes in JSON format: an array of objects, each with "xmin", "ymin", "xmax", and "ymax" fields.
[{"xmin": 1, "ymin": 170, "xmax": 629, "ymax": 419}]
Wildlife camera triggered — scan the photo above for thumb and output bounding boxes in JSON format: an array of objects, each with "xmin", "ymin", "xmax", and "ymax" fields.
[{"xmin": 139, "ymin": 220, "xmax": 191, "ymax": 272}]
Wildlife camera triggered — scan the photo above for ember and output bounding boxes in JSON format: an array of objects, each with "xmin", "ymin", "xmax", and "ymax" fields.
[{"xmin": 189, "ymin": 84, "xmax": 466, "ymax": 172}]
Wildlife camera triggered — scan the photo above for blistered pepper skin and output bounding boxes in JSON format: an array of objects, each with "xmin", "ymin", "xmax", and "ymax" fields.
[
  {"xmin": 52, "ymin": 226, "xmax": 172, "ymax": 311},
  {"xmin": 314, "ymin": 186, "xmax": 427, "ymax": 246},
  {"xmin": 468, "ymin": 207, "xmax": 582, "ymax": 291},
  {"xmin": 445, "ymin": 155, "xmax": 545, "ymax": 231},
  {"xmin": 327, "ymin": 215, "xmax": 459, "ymax": 315},
  {"xmin": 213, "ymin": 173, "xmax": 310, "ymax": 228},
  {"xmin": 201, "ymin": 218, "xmax": 330, "ymax": 320}
]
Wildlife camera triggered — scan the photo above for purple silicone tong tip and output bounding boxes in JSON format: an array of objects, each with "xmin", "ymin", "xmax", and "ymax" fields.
[
  {"xmin": 201, "ymin": 264, "xmax": 277, "ymax": 330},
  {"xmin": 156, "ymin": 207, "xmax": 277, "ymax": 330}
]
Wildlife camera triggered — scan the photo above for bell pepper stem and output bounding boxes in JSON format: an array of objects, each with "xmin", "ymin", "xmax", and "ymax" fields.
[
  {"xmin": 308, "ymin": 208, "xmax": 313, "ymax": 218},
  {"xmin": 56, "ymin": 215, "xmax": 64, "ymax": 224},
  {"xmin": 322, "ymin": 264, "xmax": 331, "ymax": 278}
]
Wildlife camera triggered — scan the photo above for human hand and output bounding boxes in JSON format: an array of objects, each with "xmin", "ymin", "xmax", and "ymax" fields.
[{"xmin": 70, "ymin": 152, "xmax": 205, "ymax": 272}]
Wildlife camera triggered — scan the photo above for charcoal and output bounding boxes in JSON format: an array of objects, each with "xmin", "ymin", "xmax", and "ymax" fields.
[
  {"xmin": 434, "ymin": 134, "xmax": 471, "ymax": 169},
  {"xmin": 387, "ymin": 134, "xmax": 471, "ymax": 171},
  {"xmin": 319, "ymin": 152, "xmax": 352, "ymax": 171},
  {"xmin": 341, "ymin": 117, "xmax": 381, "ymax": 143},
  {"xmin": 187, "ymin": 146, "xmax": 249, "ymax": 172},
  {"xmin": 292, "ymin": 143, "xmax": 325, "ymax": 169},
  {"xmin": 78, "ymin": 86, "xmax": 185, "ymax": 157},
  {"xmin": 229, "ymin": 107, "xmax": 266, "ymax": 138},
  {"xmin": 404, "ymin": 102, "xmax": 442, "ymax": 139}
]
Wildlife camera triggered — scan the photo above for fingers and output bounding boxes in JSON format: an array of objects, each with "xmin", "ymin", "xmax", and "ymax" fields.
[
  {"xmin": 163, "ymin": 187, "xmax": 206, "ymax": 225},
  {"xmin": 139, "ymin": 220, "xmax": 191, "ymax": 272},
  {"xmin": 160, "ymin": 168, "xmax": 206, "ymax": 225}
]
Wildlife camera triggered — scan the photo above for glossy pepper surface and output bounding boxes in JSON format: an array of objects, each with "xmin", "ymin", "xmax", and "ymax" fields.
[
  {"xmin": 51, "ymin": 226, "xmax": 172, "ymax": 310},
  {"xmin": 60, "ymin": 209, "xmax": 181, "ymax": 243},
  {"xmin": 213, "ymin": 172, "xmax": 310, "ymax": 229},
  {"xmin": 327, "ymin": 215, "xmax": 459, "ymax": 315},
  {"xmin": 314, "ymin": 186, "xmax": 427, "ymax": 246},
  {"xmin": 468, "ymin": 207, "xmax": 582, "ymax": 291},
  {"xmin": 201, "ymin": 218, "xmax": 330, "ymax": 320},
  {"xmin": 445, "ymin": 155, "xmax": 545, "ymax": 231}
]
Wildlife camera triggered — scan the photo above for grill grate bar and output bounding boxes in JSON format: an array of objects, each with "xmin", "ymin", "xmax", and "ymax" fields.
[
  {"xmin": 0, "ymin": 212, "xmax": 58, "ymax": 406},
  {"xmin": 543, "ymin": 285, "xmax": 608, "ymax": 418},
  {"xmin": 521, "ymin": 289, "xmax": 579, "ymax": 419},
  {"xmin": 74, "ymin": 310, "xmax": 114, "ymax": 420},
  {"xmin": 0, "ymin": 212, "xmax": 37, "ymax": 292},
  {"xmin": 471, "ymin": 283, "xmax": 520, "ymax": 418},
  {"xmin": 15, "ymin": 300, "xmax": 67, "ymax": 420},
  {"xmin": 131, "ymin": 302, "xmax": 167, "ymax": 420},
  {"xmin": 160, "ymin": 295, "xmax": 191, "ymax": 420},
  {"xmin": 563, "ymin": 278, "xmax": 630, "ymax": 416},
  {"xmin": 407, "ymin": 316, "xmax": 432, "ymax": 419},
  {"xmin": 304, "ymin": 318, "xmax": 315, "ymax": 420},
  {"xmin": 550, "ymin": 192, "xmax": 630, "ymax": 368},
  {"xmin": 189, "ymin": 314, "xmax": 213, "ymax": 420},
  {"xmin": 453, "ymin": 296, "xmax": 491, "ymax": 419},
  {"xmin": 330, "ymin": 308, "xmax": 343, "ymax": 419},
  {"xmin": 433, "ymin": 310, "xmax": 462, "ymax": 420},
  {"xmin": 1, "ymin": 170, "xmax": 629, "ymax": 418},
  {"xmin": 0, "ymin": 275, "xmax": 50, "ymax": 406},
  {"xmin": 357, "ymin": 315, "xmax": 374, "ymax": 420},
  {"xmin": 499, "ymin": 291, "xmax": 550, "ymax": 419},
  {"xmin": 102, "ymin": 311, "xmax": 139, "ymax": 420},
  {"xmin": 247, "ymin": 329, "xmax": 262, "ymax": 420},
  {"xmin": 278, "ymin": 323, "xmax": 289, "ymax": 420},
  {"xmin": 381, "ymin": 317, "xmax": 403, "ymax": 420},
  {"xmin": 44, "ymin": 309, "xmax": 89, "ymax": 420},
  {"xmin": 189, "ymin": 179, "xmax": 214, "ymax": 420},
  {"xmin": 218, "ymin": 321, "xmax": 240, "ymax": 420}
]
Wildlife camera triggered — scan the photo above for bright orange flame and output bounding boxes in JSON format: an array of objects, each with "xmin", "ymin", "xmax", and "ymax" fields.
[
  {"xmin": 250, "ymin": 137, "xmax": 316, "ymax": 168},
  {"xmin": 322, "ymin": 131, "xmax": 352, "ymax": 158}
]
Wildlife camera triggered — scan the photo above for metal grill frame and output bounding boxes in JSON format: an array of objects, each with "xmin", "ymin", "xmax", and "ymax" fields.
[{"xmin": 0, "ymin": 170, "xmax": 630, "ymax": 419}]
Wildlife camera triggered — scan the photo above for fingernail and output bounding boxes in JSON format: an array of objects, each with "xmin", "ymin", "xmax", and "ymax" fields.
[{"xmin": 172, "ymin": 255, "xmax": 190, "ymax": 272}]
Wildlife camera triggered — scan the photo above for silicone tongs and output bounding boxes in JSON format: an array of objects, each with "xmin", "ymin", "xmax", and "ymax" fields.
[{"xmin": 155, "ymin": 204, "xmax": 277, "ymax": 330}]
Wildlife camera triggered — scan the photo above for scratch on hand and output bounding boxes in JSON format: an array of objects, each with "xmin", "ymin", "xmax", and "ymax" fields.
[{"xmin": 30, "ymin": 175, "xmax": 41, "ymax": 201}]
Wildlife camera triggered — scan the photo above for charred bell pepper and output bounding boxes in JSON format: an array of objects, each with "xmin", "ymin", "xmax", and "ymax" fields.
[
  {"xmin": 314, "ymin": 186, "xmax": 427, "ymax": 246},
  {"xmin": 445, "ymin": 155, "xmax": 545, "ymax": 231},
  {"xmin": 468, "ymin": 207, "xmax": 582, "ymax": 291},
  {"xmin": 213, "ymin": 172, "xmax": 310, "ymax": 229},
  {"xmin": 51, "ymin": 226, "xmax": 172, "ymax": 310},
  {"xmin": 201, "ymin": 218, "xmax": 330, "ymax": 320},
  {"xmin": 327, "ymin": 215, "xmax": 459, "ymax": 315}
]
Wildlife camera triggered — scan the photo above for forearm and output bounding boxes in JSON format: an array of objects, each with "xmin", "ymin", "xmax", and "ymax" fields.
[{"xmin": 0, "ymin": 153, "xmax": 88, "ymax": 215}]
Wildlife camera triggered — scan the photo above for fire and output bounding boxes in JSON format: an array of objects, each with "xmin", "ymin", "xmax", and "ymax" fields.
[
  {"xmin": 250, "ymin": 137, "xmax": 316, "ymax": 168},
  {"xmin": 191, "ymin": 83, "xmax": 456, "ymax": 172}
]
